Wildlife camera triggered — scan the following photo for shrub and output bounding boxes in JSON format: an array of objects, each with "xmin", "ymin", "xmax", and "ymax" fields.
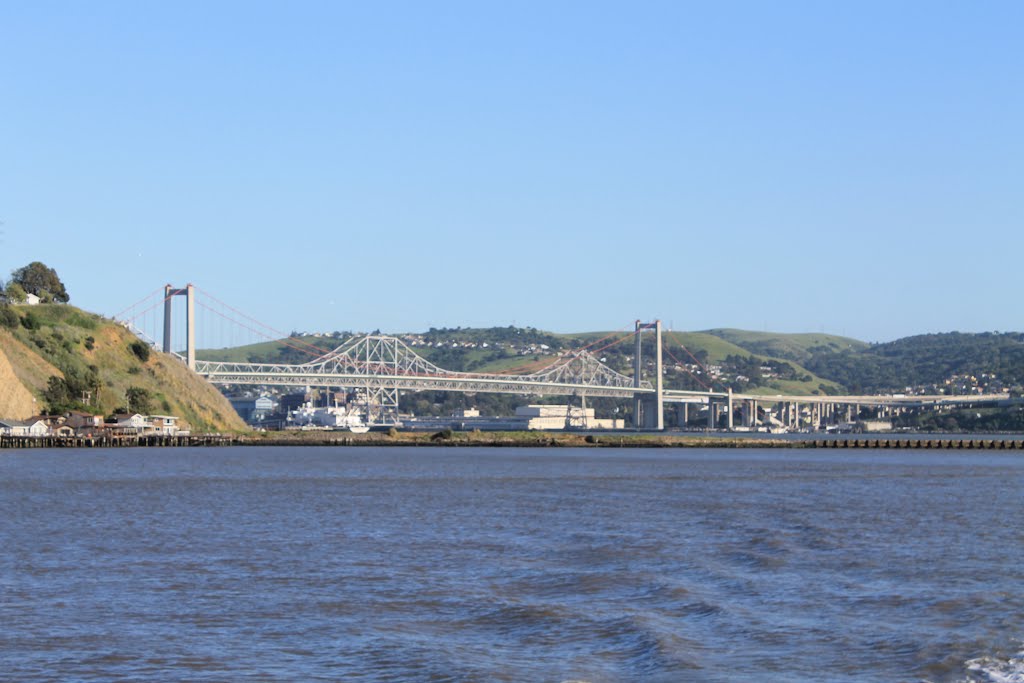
[
  {"xmin": 84, "ymin": 336, "xmax": 95, "ymax": 350},
  {"xmin": 430, "ymin": 428, "xmax": 454, "ymax": 442},
  {"xmin": 0, "ymin": 304, "xmax": 18, "ymax": 329},
  {"xmin": 130, "ymin": 340, "xmax": 151, "ymax": 362}
]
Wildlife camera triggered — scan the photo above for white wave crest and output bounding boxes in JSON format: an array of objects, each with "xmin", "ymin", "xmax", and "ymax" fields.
[{"xmin": 964, "ymin": 649, "xmax": 1024, "ymax": 683}]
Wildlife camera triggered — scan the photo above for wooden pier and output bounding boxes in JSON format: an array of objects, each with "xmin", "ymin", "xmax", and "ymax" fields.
[{"xmin": 0, "ymin": 434, "xmax": 238, "ymax": 449}]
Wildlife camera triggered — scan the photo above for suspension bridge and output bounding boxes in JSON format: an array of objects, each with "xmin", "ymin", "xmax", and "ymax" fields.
[{"xmin": 115, "ymin": 284, "xmax": 1014, "ymax": 430}]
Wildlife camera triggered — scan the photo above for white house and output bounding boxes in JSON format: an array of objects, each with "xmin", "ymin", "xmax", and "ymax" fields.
[
  {"xmin": 0, "ymin": 419, "xmax": 51, "ymax": 436},
  {"xmin": 110, "ymin": 413, "xmax": 149, "ymax": 433},
  {"xmin": 28, "ymin": 419, "xmax": 50, "ymax": 436},
  {"xmin": 24, "ymin": 293, "xmax": 40, "ymax": 306},
  {"xmin": 0, "ymin": 420, "xmax": 27, "ymax": 436}
]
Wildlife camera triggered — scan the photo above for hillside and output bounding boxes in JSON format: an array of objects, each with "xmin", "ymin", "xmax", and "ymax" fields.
[
  {"xmin": 703, "ymin": 329, "xmax": 868, "ymax": 364},
  {"xmin": 0, "ymin": 303, "xmax": 246, "ymax": 431},
  {"xmin": 800, "ymin": 332, "xmax": 1024, "ymax": 393}
]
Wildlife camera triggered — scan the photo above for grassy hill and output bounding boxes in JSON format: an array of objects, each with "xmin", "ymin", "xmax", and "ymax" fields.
[
  {"xmin": 703, "ymin": 329, "xmax": 868, "ymax": 364},
  {"xmin": 0, "ymin": 303, "xmax": 246, "ymax": 431}
]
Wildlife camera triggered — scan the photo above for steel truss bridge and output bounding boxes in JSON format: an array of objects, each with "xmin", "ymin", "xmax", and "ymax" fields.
[
  {"xmin": 193, "ymin": 333, "xmax": 668, "ymax": 424},
  {"xmin": 195, "ymin": 334, "xmax": 654, "ymax": 398}
]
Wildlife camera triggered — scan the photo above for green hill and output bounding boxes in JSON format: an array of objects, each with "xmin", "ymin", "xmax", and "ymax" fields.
[
  {"xmin": 703, "ymin": 329, "xmax": 868, "ymax": 364},
  {"xmin": 800, "ymin": 332, "xmax": 1024, "ymax": 394},
  {"xmin": 0, "ymin": 303, "xmax": 246, "ymax": 431}
]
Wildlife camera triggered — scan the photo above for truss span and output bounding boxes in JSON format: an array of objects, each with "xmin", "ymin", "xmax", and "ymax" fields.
[{"xmin": 194, "ymin": 334, "xmax": 654, "ymax": 398}]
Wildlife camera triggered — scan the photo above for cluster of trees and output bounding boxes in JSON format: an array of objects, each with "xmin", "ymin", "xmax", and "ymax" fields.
[
  {"xmin": 801, "ymin": 332, "xmax": 1024, "ymax": 393},
  {"xmin": 1, "ymin": 262, "xmax": 69, "ymax": 304},
  {"xmin": 42, "ymin": 366, "xmax": 101, "ymax": 414}
]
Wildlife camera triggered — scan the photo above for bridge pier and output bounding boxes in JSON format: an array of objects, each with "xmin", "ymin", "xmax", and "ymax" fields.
[
  {"xmin": 677, "ymin": 403, "xmax": 688, "ymax": 428},
  {"xmin": 632, "ymin": 320, "xmax": 664, "ymax": 430},
  {"xmin": 163, "ymin": 284, "xmax": 196, "ymax": 371},
  {"xmin": 726, "ymin": 388, "xmax": 734, "ymax": 430}
]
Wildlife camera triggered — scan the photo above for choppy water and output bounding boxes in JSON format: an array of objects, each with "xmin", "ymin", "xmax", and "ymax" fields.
[{"xmin": 1, "ymin": 447, "xmax": 1023, "ymax": 682}]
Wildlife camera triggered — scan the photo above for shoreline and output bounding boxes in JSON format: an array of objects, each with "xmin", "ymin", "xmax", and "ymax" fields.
[{"xmin": 2, "ymin": 431, "xmax": 1024, "ymax": 450}]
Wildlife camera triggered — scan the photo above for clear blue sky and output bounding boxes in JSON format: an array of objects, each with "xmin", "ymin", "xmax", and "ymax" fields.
[{"xmin": 2, "ymin": 1, "xmax": 1021, "ymax": 343}]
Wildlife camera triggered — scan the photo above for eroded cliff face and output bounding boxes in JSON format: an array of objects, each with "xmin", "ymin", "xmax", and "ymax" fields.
[{"xmin": 0, "ymin": 342, "xmax": 38, "ymax": 420}]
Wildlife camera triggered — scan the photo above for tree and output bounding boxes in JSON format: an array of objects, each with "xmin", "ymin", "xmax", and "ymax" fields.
[
  {"xmin": 4, "ymin": 282, "xmax": 26, "ymax": 303},
  {"xmin": 125, "ymin": 386, "xmax": 153, "ymax": 415},
  {"xmin": 10, "ymin": 261, "xmax": 69, "ymax": 303}
]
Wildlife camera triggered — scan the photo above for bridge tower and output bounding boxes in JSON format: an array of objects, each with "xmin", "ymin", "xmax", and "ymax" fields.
[
  {"xmin": 163, "ymin": 284, "xmax": 195, "ymax": 371},
  {"xmin": 632, "ymin": 320, "xmax": 664, "ymax": 430}
]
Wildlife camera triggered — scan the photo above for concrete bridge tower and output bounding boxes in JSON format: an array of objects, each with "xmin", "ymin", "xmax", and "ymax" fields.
[
  {"xmin": 632, "ymin": 319, "xmax": 664, "ymax": 430},
  {"xmin": 162, "ymin": 284, "xmax": 195, "ymax": 370}
]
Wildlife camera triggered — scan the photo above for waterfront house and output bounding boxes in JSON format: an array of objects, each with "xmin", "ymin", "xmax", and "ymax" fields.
[
  {"xmin": 29, "ymin": 414, "xmax": 66, "ymax": 429},
  {"xmin": 52, "ymin": 424, "xmax": 75, "ymax": 437},
  {"xmin": 22, "ymin": 419, "xmax": 50, "ymax": 437},
  {"xmin": 0, "ymin": 420, "xmax": 28, "ymax": 436},
  {"xmin": 65, "ymin": 411, "xmax": 104, "ymax": 435},
  {"xmin": 147, "ymin": 415, "xmax": 181, "ymax": 436},
  {"xmin": 109, "ymin": 413, "xmax": 149, "ymax": 434}
]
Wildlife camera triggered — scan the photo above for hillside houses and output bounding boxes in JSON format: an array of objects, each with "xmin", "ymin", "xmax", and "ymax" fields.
[{"xmin": 0, "ymin": 412, "xmax": 186, "ymax": 437}]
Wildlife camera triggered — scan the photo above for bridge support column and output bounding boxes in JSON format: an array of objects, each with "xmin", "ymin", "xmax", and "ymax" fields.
[
  {"xmin": 654, "ymin": 320, "xmax": 663, "ymax": 430},
  {"xmin": 633, "ymin": 320, "xmax": 643, "ymax": 429},
  {"xmin": 727, "ymin": 388, "xmax": 734, "ymax": 430},
  {"xmin": 162, "ymin": 283, "xmax": 196, "ymax": 371},
  {"xmin": 707, "ymin": 401, "xmax": 716, "ymax": 429},
  {"xmin": 163, "ymin": 285, "xmax": 172, "ymax": 353},
  {"xmin": 742, "ymin": 399, "xmax": 757, "ymax": 428},
  {"xmin": 186, "ymin": 284, "xmax": 195, "ymax": 371},
  {"xmin": 632, "ymin": 320, "xmax": 664, "ymax": 430},
  {"xmin": 677, "ymin": 403, "xmax": 688, "ymax": 428}
]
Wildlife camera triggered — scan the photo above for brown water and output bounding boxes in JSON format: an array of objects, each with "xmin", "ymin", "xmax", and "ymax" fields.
[{"xmin": 1, "ymin": 447, "xmax": 1022, "ymax": 682}]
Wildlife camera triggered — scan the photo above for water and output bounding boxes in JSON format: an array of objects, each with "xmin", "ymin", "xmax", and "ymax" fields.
[{"xmin": 1, "ymin": 447, "xmax": 1022, "ymax": 682}]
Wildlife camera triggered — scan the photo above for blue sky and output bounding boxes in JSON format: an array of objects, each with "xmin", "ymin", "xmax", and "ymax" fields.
[{"xmin": 2, "ymin": 1, "xmax": 1021, "ymax": 344}]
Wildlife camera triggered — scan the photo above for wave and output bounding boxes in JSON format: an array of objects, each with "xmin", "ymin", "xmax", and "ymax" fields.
[{"xmin": 961, "ymin": 646, "xmax": 1024, "ymax": 683}]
